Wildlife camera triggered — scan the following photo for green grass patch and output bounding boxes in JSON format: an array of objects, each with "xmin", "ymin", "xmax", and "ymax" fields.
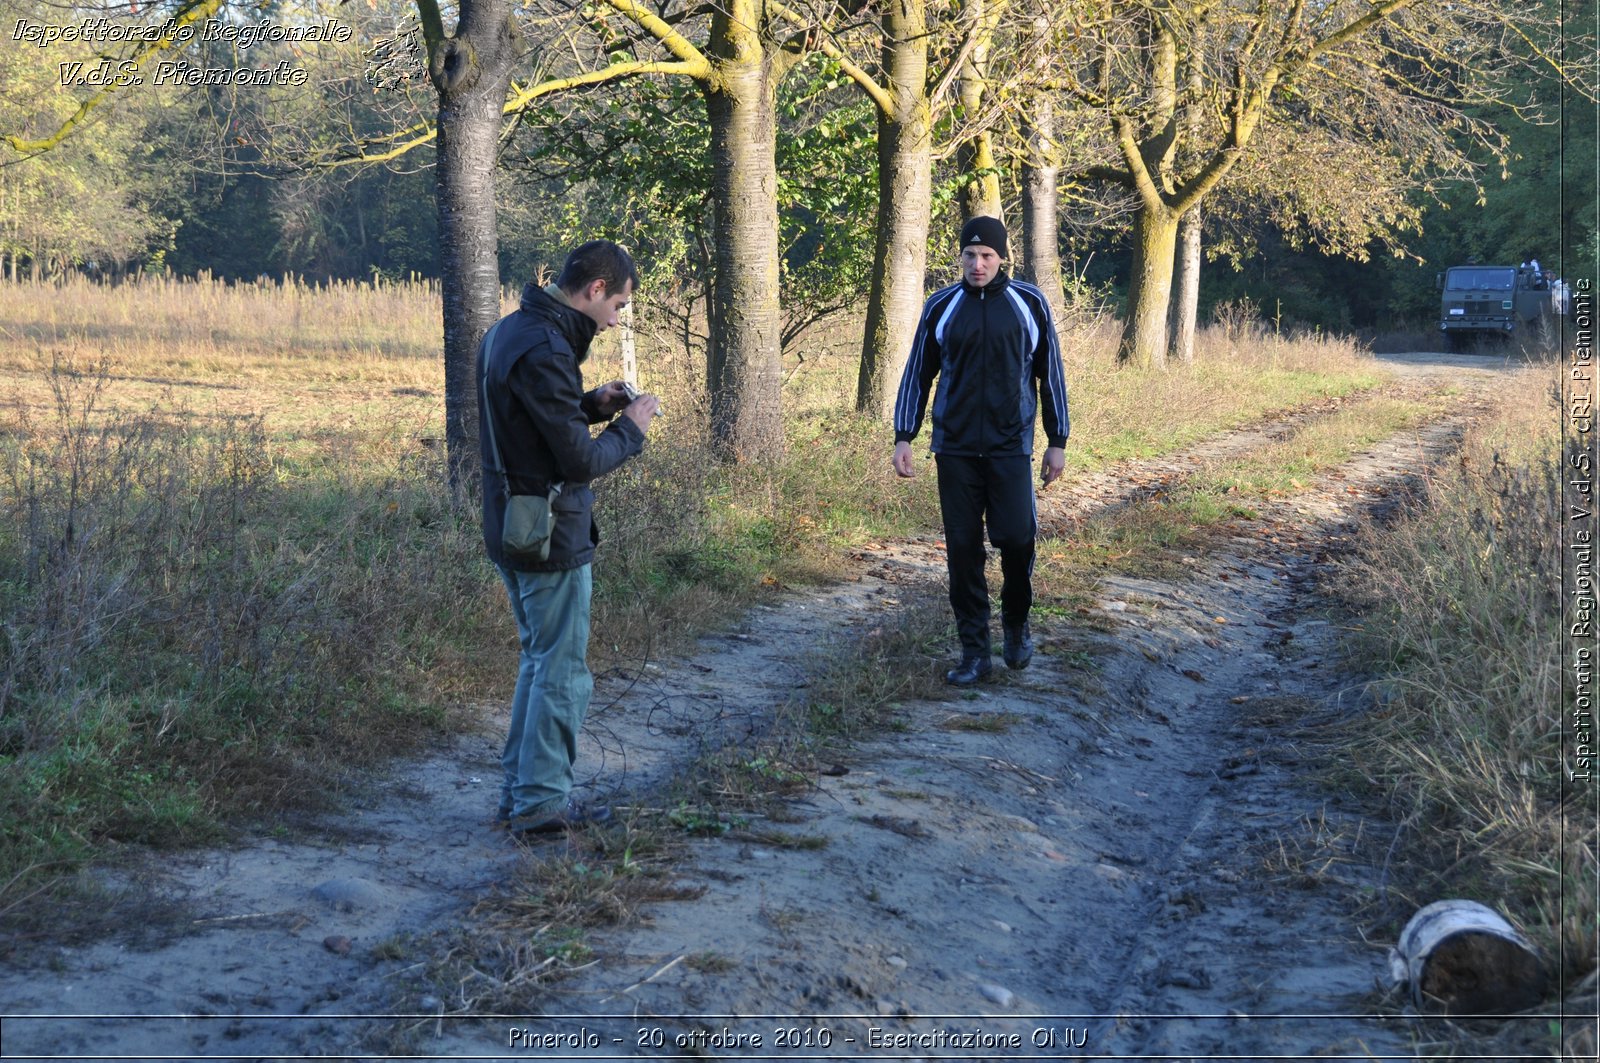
[
  {"xmin": 1031, "ymin": 392, "xmax": 1438, "ymax": 589},
  {"xmin": 938, "ymin": 711, "xmax": 1025, "ymax": 733},
  {"xmin": 665, "ymin": 801, "xmax": 744, "ymax": 836},
  {"xmin": 662, "ymin": 590, "xmax": 954, "ymax": 825},
  {"xmin": 476, "ymin": 822, "xmax": 699, "ymax": 934},
  {"xmin": 1062, "ymin": 329, "xmax": 1385, "ymax": 473},
  {"xmin": 1193, "ymin": 396, "xmax": 1434, "ymax": 497},
  {"xmin": 797, "ymin": 593, "xmax": 953, "ymax": 740},
  {"xmin": 728, "ymin": 828, "xmax": 830, "ymax": 850},
  {"xmin": 1039, "ymin": 502, "xmax": 1212, "ymax": 583},
  {"xmin": 676, "ymin": 742, "xmax": 819, "ymax": 819},
  {"xmin": 686, "ymin": 951, "xmax": 739, "ymax": 973}
]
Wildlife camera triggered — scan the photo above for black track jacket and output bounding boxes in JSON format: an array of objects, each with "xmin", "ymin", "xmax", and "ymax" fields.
[
  {"xmin": 893, "ymin": 272, "xmax": 1070, "ymax": 457},
  {"xmin": 478, "ymin": 284, "xmax": 645, "ymax": 572}
]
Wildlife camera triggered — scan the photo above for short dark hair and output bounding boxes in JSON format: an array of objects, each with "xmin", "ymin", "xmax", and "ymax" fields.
[{"xmin": 555, "ymin": 240, "xmax": 639, "ymax": 297}]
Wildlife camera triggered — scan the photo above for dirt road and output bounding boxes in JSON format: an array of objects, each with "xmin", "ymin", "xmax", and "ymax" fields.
[{"xmin": 0, "ymin": 352, "xmax": 1552, "ymax": 1060}]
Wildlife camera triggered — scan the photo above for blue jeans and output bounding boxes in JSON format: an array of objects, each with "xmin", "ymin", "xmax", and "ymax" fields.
[{"xmin": 497, "ymin": 564, "xmax": 594, "ymax": 820}]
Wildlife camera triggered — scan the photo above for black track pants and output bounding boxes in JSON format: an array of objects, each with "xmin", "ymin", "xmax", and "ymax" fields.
[{"xmin": 934, "ymin": 453, "xmax": 1037, "ymax": 657}]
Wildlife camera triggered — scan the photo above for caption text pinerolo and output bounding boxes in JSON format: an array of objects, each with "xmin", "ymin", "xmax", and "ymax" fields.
[{"xmin": 507, "ymin": 1023, "xmax": 1093, "ymax": 1053}]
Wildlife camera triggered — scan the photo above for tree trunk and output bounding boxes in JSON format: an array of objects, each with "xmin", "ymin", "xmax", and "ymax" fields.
[
  {"xmin": 1169, "ymin": 205, "xmax": 1201, "ymax": 364},
  {"xmin": 1169, "ymin": 20, "xmax": 1204, "ymax": 367},
  {"xmin": 857, "ymin": 3, "xmax": 932, "ymax": 417},
  {"xmin": 1119, "ymin": 203, "xmax": 1179, "ymax": 368},
  {"xmin": 703, "ymin": 9, "xmax": 784, "ymax": 463},
  {"xmin": 857, "ymin": 108, "xmax": 933, "ymax": 417},
  {"xmin": 1019, "ymin": 93, "xmax": 1066, "ymax": 326},
  {"xmin": 958, "ymin": 134, "xmax": 1002, "ymax": 222},
  {"xmin": 956, "ymin": 0, "xmax": 1002, "ymax": 222},
  {"xmin": 430, "ymin": 1, "xmax": 517, "ymax": 497}
]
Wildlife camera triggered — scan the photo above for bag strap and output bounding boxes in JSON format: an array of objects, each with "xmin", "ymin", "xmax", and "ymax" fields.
[
  {"xmin": 479, "ymin": 319, "xmax": 510, "ymax": 478},
  {"xmin": 479, "ymin": 320, "xmax": 563, "ymax": 497}
]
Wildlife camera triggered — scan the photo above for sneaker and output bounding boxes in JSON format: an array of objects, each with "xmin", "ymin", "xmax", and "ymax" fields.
[
  {"xmin": 508, "ymin": 799, "xmax": 613, "ymax": 837},
  {"xmin": 1002, "ymin": 621, "xmax": 1033, "ymax": 670},
  {"xmin": 945, "ymin": 655, "xmax": 993, "ymax": 687}
]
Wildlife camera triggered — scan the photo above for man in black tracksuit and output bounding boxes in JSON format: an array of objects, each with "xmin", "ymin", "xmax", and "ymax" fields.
[{"xmin": 892, "ymin": 217, "xmax": 1071, "ymax": 686}]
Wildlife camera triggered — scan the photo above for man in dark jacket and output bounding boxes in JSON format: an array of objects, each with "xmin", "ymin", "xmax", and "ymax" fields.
[
  {"xmin": 479, "ymin": 240, "xmax": 660, "ymax": 835},
  {"xmin": 891, "ymin": 217, "xmax": 1070, "ymax": 686}
]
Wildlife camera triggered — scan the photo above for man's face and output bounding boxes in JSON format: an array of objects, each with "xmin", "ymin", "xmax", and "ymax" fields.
[
  {"xmin": 574, "ymin": 278, "xmax": 634, "ymax": 332},
  {"xmin": 961, "ymin": 244, "xmax": 1001, "ymax": 287}
]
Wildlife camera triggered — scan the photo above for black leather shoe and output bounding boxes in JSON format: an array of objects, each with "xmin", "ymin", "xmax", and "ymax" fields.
[
  {"xmin": 945, "ymin": 655, "xmax": 993, "ymax": 686},
  {"xmin": 1003, "ymin": 622, "xmax": 1033, "ymax": 670}
]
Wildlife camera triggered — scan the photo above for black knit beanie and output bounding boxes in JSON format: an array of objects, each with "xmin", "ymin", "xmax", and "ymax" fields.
[{"xmin": 959, "ymin": 216, "xmax": 1008, "ymax": 259}]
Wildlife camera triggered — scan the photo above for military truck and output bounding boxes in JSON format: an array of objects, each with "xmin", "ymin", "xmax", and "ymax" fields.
[{"xmin": 1438, "ymin": 264, "xmax": 1557, "ymax": 350}]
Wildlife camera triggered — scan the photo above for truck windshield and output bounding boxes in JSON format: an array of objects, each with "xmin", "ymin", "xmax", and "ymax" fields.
[{"xmin": 1445, "ymin": 268, "xmax": 1515, "ymax": 291}]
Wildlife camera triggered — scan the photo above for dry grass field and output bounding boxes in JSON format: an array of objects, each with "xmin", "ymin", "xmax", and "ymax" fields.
[{"xmin": 0, "ymin": 273, "xmax": 1389, "ymax": 923}]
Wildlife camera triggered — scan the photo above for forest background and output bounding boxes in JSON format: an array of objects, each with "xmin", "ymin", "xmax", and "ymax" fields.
[{"xmin": 2, "ymin": 0, "xmax": 1594, "ymax": 345}]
